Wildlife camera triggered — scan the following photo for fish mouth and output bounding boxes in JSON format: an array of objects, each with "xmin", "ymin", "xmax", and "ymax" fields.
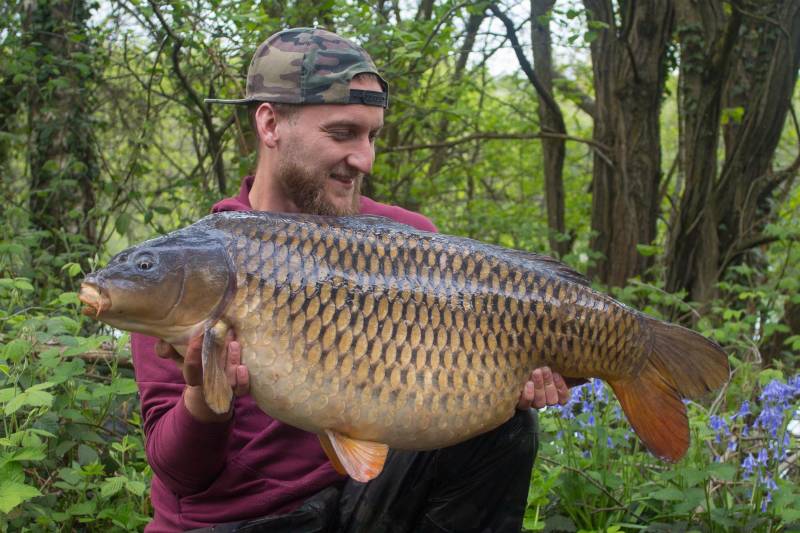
[{"xmin": 78, "ymin": 282, "xmax": 111, "ymax": 318}]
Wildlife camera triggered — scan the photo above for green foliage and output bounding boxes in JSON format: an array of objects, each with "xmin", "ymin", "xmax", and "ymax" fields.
[{"xmin": 0, "ymin": 246, "xmax": 151, "ymax": 531}]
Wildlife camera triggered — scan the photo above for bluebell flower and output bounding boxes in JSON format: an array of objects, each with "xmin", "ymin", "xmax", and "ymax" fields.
[
  {"xmin": 742, "ymin": 453, "xmax": 756, "ymax": 478},
  {"xmin": 757, "ymin": 447, "xmax": 769, "ymax": 466},
  {"xmin": 735, "ymin": 400, "xmax": 751, "ymax": 419},
  {"xmin": 760, "ymin": 379, "xmax": 797, "ymax": 409},
  {"xmin": 726, "ymin": 439, "xmax": 737, "ymax": 453},
  {"xmin": 582, "ymin": 400, "xmax": 594, "ymax": 414},
  {"xmin": 754, "ymin": 405, "xmax": 783, "ymax": 438},
  {"xmin": 709, "ymin": 415, "xmax": 730, "ymax": 443},
  {"xmin": 607, "ymin": 436, "xmax": 613, "ymax": 448}
]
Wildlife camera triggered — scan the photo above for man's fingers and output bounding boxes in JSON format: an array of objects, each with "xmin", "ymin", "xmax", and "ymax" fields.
[
  {"xmin": 542, "ymin": 367, "xmax": 559, "ymax": 406},
  {"xmin": 183, "ymin": 335, "xmax": 204, "ymax": 387},
  {"xmin": 155, "ymin": 340, "xmax": 179, "ymax": 360},
  {"xmin": 531, "ymin": 368, "xmax": 546, "ymax": 408},
  {"xmin": 553, "ymin": 373, "xmax": 570, "ymax": 405},
  {"xmin": 516, "ymin": 380, "xmax": 534, "ymax": 410},
  {"xmin": 225, "ymin": 340, "xmax": 250, "ymax": 397},
  {"xmin": 234, "ymin": 365, "xmax": 250, "ymax": 397}
]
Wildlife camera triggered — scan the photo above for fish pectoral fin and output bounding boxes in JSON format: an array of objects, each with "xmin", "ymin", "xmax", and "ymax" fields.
[
  {"xmin": 201, "ymin": 322, "xmax": 233, "ymax": 415},
  {"xmin": 324, "ymin": 430, "xmax": 389, "ymax": 483},
  {"xmin": 318, "ymin": 433, "xmax": 347, "ymax": 476}
]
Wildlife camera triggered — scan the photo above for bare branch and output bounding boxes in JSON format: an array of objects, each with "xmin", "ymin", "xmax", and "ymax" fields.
[
  {"xmin": 488, "ymin": 3, "xmax": 563, "ymax": 121},
  {"xmin": 382, "ymin": 130, "xmax": 613, "ymax": 166}
]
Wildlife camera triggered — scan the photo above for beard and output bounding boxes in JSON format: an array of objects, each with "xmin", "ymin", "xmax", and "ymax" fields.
[{"xmin": 275, "ymin": 156, "xmax": 362, "ymax": 216}]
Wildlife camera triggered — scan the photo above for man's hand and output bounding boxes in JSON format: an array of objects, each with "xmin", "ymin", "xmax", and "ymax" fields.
[
  {"xmin": 155, "ymin": 330, "xmax": 250, "ymax": 423},
  {"xmin": 516, "ymin": 367, "xmax": 570, "ymax": 410}
]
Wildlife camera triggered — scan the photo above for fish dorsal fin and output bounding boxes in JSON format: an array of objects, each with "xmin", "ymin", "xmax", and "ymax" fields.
[
  {"xmin": 324, "ymin": 430, "xmax": 389, "ymax": 483},
  {"xmin": 502, "ymin": 249, "xmax": 591, "ymax": 288},
  {"xmin": 201, "ymin": 321, "xmax": 233, "ymax": 415}
]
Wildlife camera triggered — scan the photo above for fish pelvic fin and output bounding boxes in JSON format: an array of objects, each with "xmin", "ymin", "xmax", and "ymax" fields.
[
  {"xmin": 609, "ymin": 318, "xmax": 729, "ymax": 462},
  {"xmin": 318, "ymin": 433, "xmax": 347, "ymax": 476},
  {"xmin": 324, "ymin": 430, "xmax": 389, "ymax": 483},
  {"xmin": 201, "ymin": 321, "xmax": 233, "ymax": 415}
]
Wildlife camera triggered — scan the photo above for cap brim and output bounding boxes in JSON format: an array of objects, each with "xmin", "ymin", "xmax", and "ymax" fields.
[{"xmin": 204, "ymin": 98, "xmax": 251, "ymax": 105}]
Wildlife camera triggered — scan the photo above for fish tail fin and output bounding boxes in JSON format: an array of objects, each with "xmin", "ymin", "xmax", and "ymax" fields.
[{"xmin": 608, "ymin": 319, "xmax": 729, "ymax": 462}]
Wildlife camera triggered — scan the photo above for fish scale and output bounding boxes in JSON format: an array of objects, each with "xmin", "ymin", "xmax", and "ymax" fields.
[
  {"xmin": 80, "ymin": 211, "xmax": 729, "ymax": 480},
  {"xmin": 218, "ymin": 215, "xmax": 613, "ymax": 448}
]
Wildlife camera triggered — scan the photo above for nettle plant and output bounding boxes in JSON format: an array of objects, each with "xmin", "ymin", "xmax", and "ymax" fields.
[{"xmin": 0, "ymin": 267, "xmax": 152, "ymax": 531}]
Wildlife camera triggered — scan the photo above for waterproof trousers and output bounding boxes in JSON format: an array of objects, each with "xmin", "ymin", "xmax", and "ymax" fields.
[{"xmin": 190, "ymin": 409, "xmax": 538, "ymax": 533}]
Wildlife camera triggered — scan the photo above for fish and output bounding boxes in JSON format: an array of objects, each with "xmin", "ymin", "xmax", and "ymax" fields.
[{"xmin": 78, "ymin": 211, "xmax": 729, "ymax": 482}]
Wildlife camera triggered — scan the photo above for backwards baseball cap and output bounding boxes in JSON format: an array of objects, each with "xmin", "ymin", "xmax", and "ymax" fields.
[{"xmin": 205, "ymin": 27, "xmax": 388, "ymax": 108}]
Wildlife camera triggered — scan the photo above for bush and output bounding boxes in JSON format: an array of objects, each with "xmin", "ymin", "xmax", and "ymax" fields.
[{"xmin": 0, "ymin": 272, "xmax": 151, "ymax": 532}]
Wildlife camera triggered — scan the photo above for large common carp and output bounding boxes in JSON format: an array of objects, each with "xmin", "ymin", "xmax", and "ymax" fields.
[{"xmin": 79, "ymin": 212, "xmax": 729, "ymax": 481}]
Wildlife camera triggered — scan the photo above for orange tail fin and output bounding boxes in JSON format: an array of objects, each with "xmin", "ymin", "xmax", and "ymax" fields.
[{"xmin": 608, "ymin": 319, "xmax": 729, "ymax": 462}]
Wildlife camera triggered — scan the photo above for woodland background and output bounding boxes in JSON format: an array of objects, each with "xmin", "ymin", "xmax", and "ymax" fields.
[{"xmin": 1, "ymin": 0, "xmax": 799, "ymax": 531}]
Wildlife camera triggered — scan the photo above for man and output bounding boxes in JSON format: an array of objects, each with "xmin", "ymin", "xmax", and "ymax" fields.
[{"xmin": 131, "ymin": 27, "xmax": 571, "ymax": 533}]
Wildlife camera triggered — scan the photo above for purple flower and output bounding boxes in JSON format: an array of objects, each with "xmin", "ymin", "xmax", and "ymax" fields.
[
  {"xmin": 760, "ymin": 380, "xmax": 798, "ymax": 408},
  {"xmin": 742, "ymin": 453, "xmax": 756, "ymax": 478},
  {"xmin": 757, "ymin": 448, "xmax": 769, "ymax": 466},
  {"xmin": 726, "ymin": 439, "xmax": 737, "ymax": 453},
  {"xmin": 710, "ymin": 415, "xmax": 730, "ymax": 443},
  {"xmin": 754, "ymin": 405, "xmax": 783, "ymax": 437},
  {"xmin": 735, "ymin": 400, "xmax": 751, "ymax": 419}
]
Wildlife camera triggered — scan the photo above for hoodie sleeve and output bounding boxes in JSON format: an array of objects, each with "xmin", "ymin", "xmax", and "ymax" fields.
[{"xmin": 131, "ymin": 333, "xmax": 233, "ymax": 496}]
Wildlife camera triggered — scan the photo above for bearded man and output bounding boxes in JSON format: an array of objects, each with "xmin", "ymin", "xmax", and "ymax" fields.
[{"xmin": 131, "ymin": 27, "xmax": 571, "ymax": 533}]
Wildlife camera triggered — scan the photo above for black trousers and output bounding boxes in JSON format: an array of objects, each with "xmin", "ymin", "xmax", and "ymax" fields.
[{"xmin": 192, "ymin": 409, "xmax": 538, "ymax": 533}]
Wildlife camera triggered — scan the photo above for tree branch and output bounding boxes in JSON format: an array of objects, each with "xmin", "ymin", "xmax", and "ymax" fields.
[
  {"xmin": 488, "ymin": 3, "xmax": 563, "ymax": 121},
  {"xmin": 382, "ymin": 130, "xmax": 613, "ymax": 166},
  {"xmin": 148, "ymin": 0, "xmax": 226, "ymax": 193}
]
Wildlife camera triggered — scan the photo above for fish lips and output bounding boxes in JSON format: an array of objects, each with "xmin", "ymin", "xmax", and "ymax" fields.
[{"xmin": 78, "ymin": 282, "xmax": 112, "ymax": 318}]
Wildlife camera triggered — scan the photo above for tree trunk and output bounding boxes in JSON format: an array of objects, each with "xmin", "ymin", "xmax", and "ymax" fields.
[
  {"xmin": 26, "ymin": 0, "xmax": 99, "ymax": 273},
  {"xmin": 665, "ymin": 1, "xmax": 800, "ymax": 303},
  {"xmin": 584, "ymin": 0, "xmax": 674, "ymax": 287},
  {"xmin": 532, "ymin": 0, "xmax": 568, "ymax": 257},
  {"xmin": 490, "ymin": 2, "xmax": 570, "ymax": 257}
]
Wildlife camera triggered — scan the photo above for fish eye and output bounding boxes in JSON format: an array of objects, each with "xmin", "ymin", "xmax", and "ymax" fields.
[{"xmin": 135, "ymin": 253, "xmax": 156, "ymax": 271}]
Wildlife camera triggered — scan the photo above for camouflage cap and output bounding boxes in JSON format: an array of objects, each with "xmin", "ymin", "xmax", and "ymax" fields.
[{"xmin": 205, "ymin": 27, "xmax": 388, "ymax": 108}]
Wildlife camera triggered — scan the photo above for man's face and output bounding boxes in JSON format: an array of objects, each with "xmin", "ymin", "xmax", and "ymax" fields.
[{"xmin": 273, "ymin": 77, "xmax": 385, "ymax": 216}]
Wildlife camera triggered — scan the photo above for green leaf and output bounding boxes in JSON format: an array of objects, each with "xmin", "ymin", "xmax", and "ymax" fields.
[
  {"xmin": 0, "ymin": 480, "xmax": 42, "ymax": 513},
  {"xmin": 100, "ymin": 476, "xmax": 127, "ymax": 498},
  {"xmin": 61, "ymin": 262, "xmax": 83, "ymax": 278},
  {"xmin": 636, "ymin": 244, "xmax": 661, "ymax": 257},
  {"xmin": 125, "ymin": 480, "xmax": 146, "ymax": 497},
  {"xmin": 77, "ymin": 444, "xmax": 99, "ymax": 466},
  {"xmin": 4, "ymin": 385, "xmax": 54, "ymax": 415},
  {"xmin": 107, "ymin": 378, "xmax": 138, "ymax": 395},
  {"xmin": 3, "ymin": 339, "xmax": 32, "ymax": 363},
  {"xmin": 67, "ymin": 499, "xmax": 97, "ymax": 516},
  {"xmin": 650, "ymin": 486, "xmax": 685, "ymax": 501},
  {"xmin": 5, "ymin": 446, "xmax": 46, "ymax": 463},
  {"xmin": 12, "ymin": 278, "xmax": 34, "ymax": 291},
  {"xmin": 115, "ymin": 213, "xmax": 132, "ymax": 235},
  {"xmin": 0, "ymin": 387, "xmax": 19, "ymax": 403}
]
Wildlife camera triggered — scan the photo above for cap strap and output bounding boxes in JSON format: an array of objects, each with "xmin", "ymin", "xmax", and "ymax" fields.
[{"xmin": 348, "ymin": 89, "xmax": 388, "ymax": 108}]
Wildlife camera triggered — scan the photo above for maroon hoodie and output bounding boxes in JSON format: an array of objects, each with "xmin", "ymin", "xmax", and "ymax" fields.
[{"xmin": 132, "ymin": 176, "xmax": 436, "ymax": 532}]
